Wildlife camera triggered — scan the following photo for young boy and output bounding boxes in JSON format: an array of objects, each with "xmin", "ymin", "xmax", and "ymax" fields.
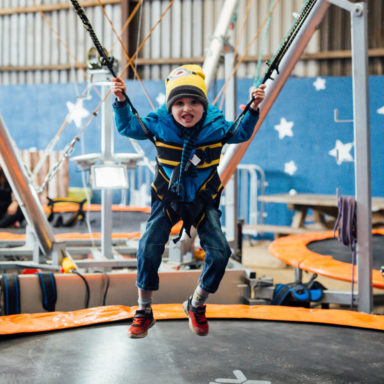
[{"xmin": 112, "ymin": 65, "xmax": 265, "ymax": 338}]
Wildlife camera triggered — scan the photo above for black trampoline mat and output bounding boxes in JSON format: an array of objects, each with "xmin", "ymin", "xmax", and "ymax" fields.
[
  {"xmin": 1, "ymin": 320, "xmax": 383, "ymax": 384},
  {"xmin": 307, "ymin": 235, "xmax": 384, "ymax": 270}
]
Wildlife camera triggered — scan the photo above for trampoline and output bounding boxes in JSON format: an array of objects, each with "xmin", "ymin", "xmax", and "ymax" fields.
[
  {"xmin": 1, "ymin": 304, "xmax": 384, "ymax": 384},
  {"xmin": 269, "ymin": 229, "xmax": 384, "ymax": 289}
]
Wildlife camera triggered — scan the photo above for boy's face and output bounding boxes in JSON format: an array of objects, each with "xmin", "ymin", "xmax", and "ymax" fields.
[{"xmin": 171, "ymin": 97, "xmax": 205, "ymax": 128}]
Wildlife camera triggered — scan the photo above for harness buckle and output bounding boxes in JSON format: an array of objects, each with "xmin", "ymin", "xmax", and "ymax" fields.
[{"xmin": 195, "ymin": 147, "xmax": 212, "ymax": 165}]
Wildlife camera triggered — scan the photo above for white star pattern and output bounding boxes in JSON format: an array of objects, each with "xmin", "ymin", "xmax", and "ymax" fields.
[
  {"xmin": 329, "ymin": 140, "xmax": 354, "ymax": 165},
  {"xmin": 274, "ymin": 117, "xmax": 294, "ymax": 139},
  {"xmin": 313, "ymin": 77, "xmax": 326, "ymax": 91},
  {"xmin": 377, "ymin": 105, "xmax": 384, "ymax": 115},
  {"xmin": 66, "ymin": 99, "xmax": 90, "ymax": 128},
  {"xmin": 156, "ymin": 92, "xmax": 166, "ymax": 106},
  {"xmin": 284, "ymin": 160, "xmax": 297, "ymax": 176}
]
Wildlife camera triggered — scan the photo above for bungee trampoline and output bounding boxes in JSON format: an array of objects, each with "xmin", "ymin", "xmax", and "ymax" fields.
[
  {"xmin": 269, "ymin": 229, "xmax": 384, "ymax": 289},
  {"xmin": 1, "ymin": 304, "xmax": 384, "ymax": 384}
]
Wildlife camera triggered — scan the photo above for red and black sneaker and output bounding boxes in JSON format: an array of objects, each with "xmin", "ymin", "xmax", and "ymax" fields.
[
  {"xmin": 128, "ymin": 309, "xmax": 156, "ymax": 338},
  {"xmin": 183, "ymin": 297, "xmax": 209, "ymax": 336}
]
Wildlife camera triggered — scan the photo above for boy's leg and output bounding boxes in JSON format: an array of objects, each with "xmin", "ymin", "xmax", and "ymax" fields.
[
  {"xmin": 129, "ymin": 199, "xmax": 172, "ymax": 338},
  {"xmin": 184, "ymin": 205, "xmax": 231, "ymax": 336},
  {"xmin": 183, "ymin": 286, "xmax": 210, "ymax": 336},
  {"xmin": 136, "ymin": 199, "xmax": 173, "ymax": 291},
  {"xmin": 197, "ymin": 205, "xmax": 232, "ymax": 293},
  {"xmin": 128, "ymin": 289, "xmax": 156, "ymax": 338}
]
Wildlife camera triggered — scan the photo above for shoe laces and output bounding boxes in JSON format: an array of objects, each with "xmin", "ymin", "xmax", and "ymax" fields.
[
  {"xmin": 192, "ymin": 305, "xmax": 207, "ymax": 324},
  {"xmin": 132, "ymin": 312, "xmax": 151, "ymax": 327}
]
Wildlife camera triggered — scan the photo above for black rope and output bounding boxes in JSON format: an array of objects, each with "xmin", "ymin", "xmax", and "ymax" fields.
[
  {"xmin": 102, "ymin": 273, "xmax": 110, "ymax": 306},
  {"xmin": 72, "ymin": 270, "xmax": 90, "ymax": 308},
  {"xmin": 227, "ymin": 0, "xmax": 317, "ymax": 139},
  {"xmin": 69, "ymin": 0, "xmax": 152, "ymax": 139},
  {"xmin": 260, "ymin": 0, "xmax": 317, "ymax": 84}
]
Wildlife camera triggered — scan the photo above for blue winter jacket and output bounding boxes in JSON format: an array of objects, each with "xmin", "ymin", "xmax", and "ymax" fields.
[{"xmin": 113, "ymin": 100, "xmax": 259, "ymax": 202}]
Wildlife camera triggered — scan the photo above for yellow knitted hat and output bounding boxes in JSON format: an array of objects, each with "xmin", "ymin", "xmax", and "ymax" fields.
[{"xmin": 165, "ymin": 65, "xmax": 208, "ymax": 112}]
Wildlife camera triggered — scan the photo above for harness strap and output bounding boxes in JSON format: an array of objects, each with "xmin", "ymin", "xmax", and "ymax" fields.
[
  {"xmin": 37, "ymin": 272, "xmax": 57, "ymax": 312},
  {"xmin": 155, "ymin": 140, "xmax": 223, "ymax": 169},
  {"xmin": 47, "ymin": 197, "xmax": 87, "ymax": 227},
  {"xmin": 1, "ymin": 273, "xmax": 21, "ymax": 315},
  {"xmin": 152, "ymin": 164, "xmax": 223, "ymax": 242}
]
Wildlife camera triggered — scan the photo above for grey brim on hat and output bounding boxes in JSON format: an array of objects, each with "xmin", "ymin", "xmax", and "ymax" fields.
[{"xmin": 166, "ymin": 85, "xmax": 208, "ymax": 112}]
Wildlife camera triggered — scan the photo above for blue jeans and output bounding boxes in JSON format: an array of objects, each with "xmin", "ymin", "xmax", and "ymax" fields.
[{"xmin": 136, "ymin": 199, "xmax": 231, "ymax": 293}]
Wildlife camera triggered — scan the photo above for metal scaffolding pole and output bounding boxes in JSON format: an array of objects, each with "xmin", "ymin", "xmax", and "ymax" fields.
[
  {"xmin": 203, "ymin": 0, "xmax": 239, "ymax": 90},
  {"xmin": 0, "ymin": 117, "xmax": 56, "ymax": 259},
  {"xmin": 328, "ymin": 0, "xmax": 372, "ymax": 313}
]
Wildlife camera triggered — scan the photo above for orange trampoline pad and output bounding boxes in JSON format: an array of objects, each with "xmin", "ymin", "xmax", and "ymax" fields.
[
  {"xmin": 42, "ymin": 203, "xmax": 151, "ymax": 214},
  {"xmin": 269, "ymin": 229, "xmax": 384, "ymax": 289},
  {"xmin": 0, "ymin": 221, "xmax": 183, "ymax": 241},
  {"xmin": 0, "ymin": 304, "xmax": 383, "ymax": 335}
]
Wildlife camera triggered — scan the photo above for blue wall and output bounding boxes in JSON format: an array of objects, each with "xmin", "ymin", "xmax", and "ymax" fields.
[{"xmin": 0, "ymin": 76, "xmax": 383, "ymax": 226}]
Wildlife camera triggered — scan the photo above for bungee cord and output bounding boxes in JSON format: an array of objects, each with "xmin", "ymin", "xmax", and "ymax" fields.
[
  {"xmin": 217, "ymin": 0, "xmax": 254, "ymax": 111},
  {"xmin": 254, "ymin": 0, "xmax": 276, "ymax": 87},
  {"xmin": 212, "ymin": 0, "xmax": 282, "ymax": 108},
  {"xmin": 96, "ymin": 0, "xmax": 156, "ymax": 110},
  {"xmin": 36, "ymin": 0, "xmax": 316, "ymax": 196},
  {"xmin": 109, "ymin": 0, "xmax": 144, "ymax": 53},
  {"xmin": 220, "ymin": 0, "xmax": 318, "ymax": 138},
  {"xmin": 259, "ymin": 0, "xmax": 317, "ymax": 86},
  {"xmin": 38, "ymin": 0, "xmax": 175, "ymax": 191},
  {"xmin": 30, "ymin": 1, "xmax": 145, "ymax": 181},
  {"xmin": 28, "ymin": 0, "xmax": 105, "ymax": 179},
  {"xmin": 96, "ymin": 0, "xmax": 156, "ymax": 174}
]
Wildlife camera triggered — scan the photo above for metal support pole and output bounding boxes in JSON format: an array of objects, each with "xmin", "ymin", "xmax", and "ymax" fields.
[
  {"xmin": 203, "ymin": 0, "xmax": 239, "ymax": 89},
  {"xmin": 328, "ymin": 0, "xmax": 372, "ymax": 314},
  {"xmin": 101, "ymin": 86, "xmax": 114, "ymax": 259},
  {"xmin": 351, "ymin": 2, "xmax": 372, "ymax": 313},
  {"xmin": 224, "ymin": 49, "xmax": 237, "ymax": 245},
  {"xmin": 0, "ymin": 116, "xmax": 56, "ymax": 258}
]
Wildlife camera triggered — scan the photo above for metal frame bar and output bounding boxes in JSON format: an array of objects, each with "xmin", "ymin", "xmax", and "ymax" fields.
[
  {"xmin": 0, "ymin": 117, "xmax": 56, "ymax": 258},
  {"xmin": 328, "ymin": 0, "xmax": 372, "ymax": 313}
]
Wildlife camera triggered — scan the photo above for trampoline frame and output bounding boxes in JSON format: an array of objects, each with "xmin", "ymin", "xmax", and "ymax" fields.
[{"xmin": 269, "ymin": 229, "xmax": 384, "ymax": 290}]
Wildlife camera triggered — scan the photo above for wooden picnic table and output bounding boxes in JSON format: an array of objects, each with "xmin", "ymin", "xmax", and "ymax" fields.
[
  {"xmin": 244, "ymin": 193, "xmax": 384, "ymax": 238},
  {"xmin": 258, "ymin": 193, "xmax": 384, "ymax": 228}
]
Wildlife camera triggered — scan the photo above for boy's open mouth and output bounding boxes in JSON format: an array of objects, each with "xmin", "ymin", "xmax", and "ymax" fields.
[{"xmin": 182, "ymin": 113, "xmax": 194, "ymax": 122}]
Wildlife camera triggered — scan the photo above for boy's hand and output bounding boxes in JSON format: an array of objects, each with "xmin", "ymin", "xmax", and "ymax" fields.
[
  {"xmin": 249, "ymin": 84, "xmax": 266, "ymax": 110},
  {"xmin": 111, "ymin": 77, "xmax": 127, "ymax": 102}
]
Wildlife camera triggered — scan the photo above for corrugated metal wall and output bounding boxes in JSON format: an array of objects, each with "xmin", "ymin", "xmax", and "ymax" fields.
[
  {"xmin": 319, "ymin": 0, "xmax": 384, "ymax": 76},
  {"xmin": 0, "ymin": 0, "xmax": 383, "ymax": 85}
]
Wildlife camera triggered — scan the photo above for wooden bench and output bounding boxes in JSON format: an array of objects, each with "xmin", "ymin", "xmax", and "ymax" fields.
[{"xmin": 243, "ymin": 224, "xmax": 312, "ymax": 239}]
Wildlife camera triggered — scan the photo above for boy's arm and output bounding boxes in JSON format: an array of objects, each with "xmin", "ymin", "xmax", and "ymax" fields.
[
  {"xmin": 227, "ymin": 84, "xmax": 266, "ymax": 143},
  {"xmin": 112, "ymin": 77, "xmax": 154, "ymax": 140},
  {"xmin": 113, "ymin": 99, "xmax": 151, "ymax": 140},
  {"xmin": 226, "ymin": 107, "xmax": 260, "ymax": 143}
]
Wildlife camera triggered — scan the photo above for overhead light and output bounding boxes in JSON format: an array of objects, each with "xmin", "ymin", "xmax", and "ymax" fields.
[{"xmin": 91, "ymin": 164, "xmax": 128, "ymax": 189}]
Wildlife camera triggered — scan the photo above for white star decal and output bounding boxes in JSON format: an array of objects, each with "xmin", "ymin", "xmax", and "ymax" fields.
[
  {"xmin": 66, "ymin": 99, "xmax": 90, "ymax": 128},
  {"xmin": 156, "ymin": 92, "xmax": 166, "ymax": 106},
  {"xmin": 329, "ymin": 140, "xmax": 354, "ymax": 165},
  {"xmin": 377, "ymin": 105, "xmax": 384, "ymax": 115},
  {"xmin": 274, "ymin": 117, "xmax": 294, "ymax": 139},
  {"xmin": 313, "ymin": 77, "xmax": 326, "ymax": 91},
  {"xmin": 284, "ymin": 160, "xmax": 297, "ymax": 176}
]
